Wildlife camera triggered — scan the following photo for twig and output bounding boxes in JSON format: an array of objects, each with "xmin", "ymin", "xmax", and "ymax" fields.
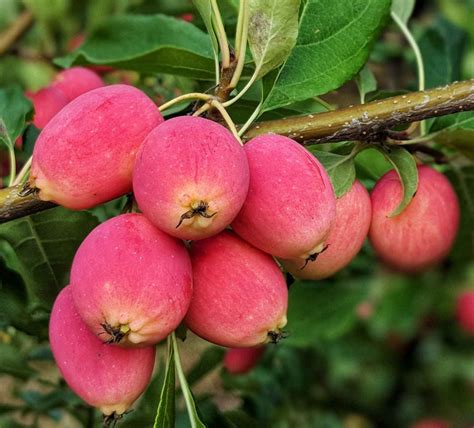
[
  {"xmin": 1, "ymin": 79, "xmax": 473, "ymax": 224},
  {"xmin": 0, "ymin": 10, "xmax": 34, "ymax": 55}
]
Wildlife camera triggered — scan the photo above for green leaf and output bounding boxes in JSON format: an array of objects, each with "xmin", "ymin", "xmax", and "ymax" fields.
[
  {"xmin": 391, "ymin": 0, "xmax": 416, "ymax": 24},
  {"xmin": 0, "ymin": 207, "xmax": 99, "ymax": 312},
  {"xmin": 55, "ymin": 15, "xmax": 216, "ymax": 79},
  {"xmin": 248, "ymin": 0, "xmax": 300, "ymax": 79},
  {"xmin": 0, "ymin": 86, "xmax": 32, "ymax": 147},
  {"xmin": 153, "ymin": 339, "xmax": 175, "ymax": 428},
  {"xmin": 435, "ymin": 129, "xmax": 474, "ymax": 161},
  {"xmin": 285, "ymin": 280, "xmax": 368, "ymax": 347},
  {"xmin": 376, "ymin": 146, "xmax": 418, "ymax": 217},
  {"xmin": 262, "ymin": 0, "xmax": 391, "ymax": 111},
  {"xmin": 418, "ymin": 17, "xmax": 467, "ymax": 89},
  {"xmin": 309, "ymin": 149, "xmax": 356, "ymax": 197},
  {"xmin": 355, "ymin": 64, "xmax": 377, "ymax": 104}
]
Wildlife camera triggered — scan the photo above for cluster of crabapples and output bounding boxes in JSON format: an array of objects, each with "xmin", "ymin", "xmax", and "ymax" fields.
[{"xmin": 25, "ymin": 70, "xmax": 463, "ymax": 418}]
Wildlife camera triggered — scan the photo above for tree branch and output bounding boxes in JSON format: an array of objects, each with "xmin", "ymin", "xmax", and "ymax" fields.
[
  {"xmin": 0, "ymin": 10, "xmax": 34, "ymax": 56},
  {"xmin": 243, "ymin": 79, "xmax": 474, "ymax": 143},
  {"xmin": 1, "ymin": 79, "xmax": 473, "ymax": 224}
]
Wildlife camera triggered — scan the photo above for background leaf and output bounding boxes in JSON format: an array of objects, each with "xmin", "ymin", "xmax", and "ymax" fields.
[
  {"xmin": 0, "ymin": 86, "xmax": 32, "ymax": 147},
  {"xmin": 285, "ymin": 280, "xmax": 368, "ymax": 347},
  {"xmin": 247, "ymin": 0, "xmax": 300, "ymax": 79},
  {"xmin": 0, "ymin": 207, "xmax": 99, "ymax": 312},
  {"xmin": 262, "ymin": 0, "xmax": 391, "ymax": 111},
  {"xmin": 55, "ymin": 14, "xmax": 216, "ymax": 79},
  {"xmin": 355, "ymin": 64, "xmax": 377, "ymax": 104},
  {"xmin": 309, "ymin": 148, "xmax": 356, "ymax": 197},
  {"xmin": 376, "ymin": 146, "xmax": 418, "ymax": 217}
]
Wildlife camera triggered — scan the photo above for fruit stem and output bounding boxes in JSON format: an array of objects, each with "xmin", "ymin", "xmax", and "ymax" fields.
[
  {"xmin": 12, "ymin": 155, "xmax": 32, "ymax": 186},
  {"xmin": 228, "ymin": 0, "xmax": 249, "ymax": 90},
  {"xmin": 158, "ymin": 93, "xmax": 214, "ymax": 113},
  {"xmin": 209, "ymin": 100, "xmax": 242, "ymax": 144},
  {"xmin": 211, "ymin": 0, "xmax": 230, "ymax": 69}
]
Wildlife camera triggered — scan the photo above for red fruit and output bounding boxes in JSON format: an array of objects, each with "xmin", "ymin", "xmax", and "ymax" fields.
[
  {"xmin": 456, "ymin": 290, "xmax": 474, "ymax": 335},
  {"xmin": 31, "ymin": 84, "xmax": 163, "ymax": 210},
  {"xmin": 52, "ymin": 66, "xmax": 104, "ymax": 101},
  {"xmin": 410, "ymin": 419, "xmax": 451, "ymax": 428},
  {"xmin": 133, "ymin": 116, "xmax": 249, "ymax": 240},
  {"xmin": 369, "ymin": 165, "xmax": 460, "ymax": 272},
  {"xmin": 25, "ymin": 87, "xmax": 69, "ymax": 129},
  {"xmin": 185, "ymin": 230, "xmax": 288, "ymax": 347},
  {"xmin": 281, "ymin": 180, "xmax": 371, "ymax": 279},
  {"xmin": 232, "ymin": 134, "xmax": 336, "ymax": 259},
  {"xmin": 224, "ymin": 347, "xmax": 265, "ymax": 374},
  {"xmin": 71, "ymin": 213, "xmax": 192, "ymax": 347},
  {"xmin": 49, "ymin": 286, "xmax": 155, "ymax": 416}
]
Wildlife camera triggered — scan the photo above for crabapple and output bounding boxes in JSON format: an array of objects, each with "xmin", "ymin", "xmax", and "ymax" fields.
[
  {"xmin": 49, "ymin": 286, "xmax": 155, "ymax": 417},
  {"xmin": 133, "ymin": 116, "xmax": 249, "ymax": 240},
  {"xmin": 185, "ymin": 230, "xmax": 288, "ymax": 347},
  {"xmin": 231, "ymin": 134, "xmax": 336, "ymax": 260},
  {"xmin": 224, "ymin": 347, "xmax": 265, "ymax": 374},
  {"xmin": 52, "ymin": 66, "xmax": 104, "ymax": 100},
  {"xmin": 456, "ymin": 290, "xmax": 474, "ymax": 335},
  {"xmin": 30, "ymin": 84, "xmax": 163, "ymax": 210},
  {"xmin": 25, "ymin": 87, "xmax": 69, "ymax": 129},
  {"xmin": 369, "ymin": 165, "xmax": 460, "ymax": 272},
  {"xmin": 281, "ymin": 180, "xmax": 371, "ymax": 279},
  {"xmin": 71, "ymin": 213, "xmax": 192, "ymax": 347}
]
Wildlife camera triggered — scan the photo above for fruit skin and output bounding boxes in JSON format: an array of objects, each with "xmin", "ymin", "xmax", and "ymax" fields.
[
  {"xmin": 49, "ymin": 286, "xmax": 155, "ymax": 416},
  {"xmin": 281, "ymin": 180, "xmax": 371, "ymax": 279},
  {"xmin": 52, "ymin": 66, "xmax": 104, "ymax": 101},
  {"xmin": 133, "ymin": 116, "xmax": 249, "ymax": 240},
  {"xmin": 71, "ymin": 213, "xmax": 192, "ymax": 347},
  {"xmin": 25, "ymin": 87, "xmax": 69, "ymax": 129},
  {"xmin": 456, "ymin": 290, "xmax": 474, "ymax": 335},
  {"xmin": 369, "ymin": 165, "xmax": 460, "ymax": 273},
  {"xmin": 231, "ymin": 134, "xmax": 336, "ymax": 259},
  {"xmin": 185, "ymin": 230, "xmax": 288, "ymax": 347},
  {"xmin": 224, "ymin": 347, "xmax": 265, "ymax": 374},
  {"xmin": 31, "ymin": 84, "xmax": 163, "ymax": 210}
]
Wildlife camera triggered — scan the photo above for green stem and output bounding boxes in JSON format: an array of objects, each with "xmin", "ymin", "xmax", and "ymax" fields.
[
  {"xmin": 158, "ymin": 92, "xmax": 213, "ymax": 112},
  {"xmin": 223, "ymin": 66, "xmax": 260, "ymax": 108},
  {"xmin": 211, "ymin": 0, "xmax": 230, "ymax": 69},
  {"xmin": 238, "ymin": 101, "xmax": 262, "ymax": 137},
  {"xmin": 7, "ymin": 145, "xmax": 16, "ymax": 187},
  {"xmin": 171, "ymin": 333, "xmax": 201, "ymax": 428},
  {"xmin": 12, "ymin": 155, "xmax": 32, "ymax": 186},
  {"xmin": 229, "ymin": 0, "xmax": 249, "ymax": 90},
  {"xmin": 391, "ymin": 11, "xmax": 426, "ymax": 135}
]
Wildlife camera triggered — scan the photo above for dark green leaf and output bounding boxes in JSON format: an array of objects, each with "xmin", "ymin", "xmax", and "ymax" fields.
[
  {"xmin": 0, "ymin": 207, "xmax": 99, "ymax": 311},
  {"xmin": 262, "ymin": 0, "xmax": 391, "ymax": 111},
  {"xmin": 55, "ymin": 15, "xmax": 216, "ymax": 79},
  {"xmin": 154, "ymin": 340, "xmax": 176, "ymax": 428},
  {"xmin": 285, "ymin": 280, "xmax": 368, "ymax": 347},
  {"xmin": 248, "ymin": 0, "xmax": 300, "ymax": 79},
  {"xmin": 309, "ymin": 149, "xmax": 356, "ymax": 197},
  {"xmin": 418, "ymin": 18, "xmax": 467, "ymax": 89},
  {"xmin": 430, "ymin": 112, "xmax": 474, "ymax": 159},
  {"xmin": 391, "ymin": 0, "xmax": 416, "ymax": 24},
  {"xmin": 0, "ymin": 86, "xmax": 32, "ymax": 147},
  {"xmin": 376, "ymin": 146, "xmax": 418, "ymax": 217}
]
